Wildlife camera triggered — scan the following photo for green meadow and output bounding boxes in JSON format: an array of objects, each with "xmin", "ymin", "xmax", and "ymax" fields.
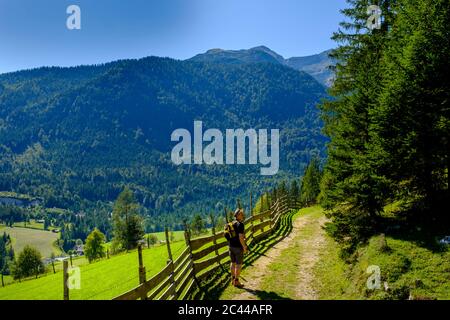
[
  {"xmin": 2, "ymin": 226, "xmax": 61, "ymax": 258},
  {"xmin": 0, "ymin": 241, "xmax": 186, "ymax": 300}
]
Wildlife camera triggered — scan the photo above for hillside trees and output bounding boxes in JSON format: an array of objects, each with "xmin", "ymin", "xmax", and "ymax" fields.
[
  {"xmin": 84, "ymin": 228, "xmax": 106, "ymax": 263},
  {"xmin": 0, "ymin": 233, "xmax": 14, "ymax": 279},
  {"xmin": 289, "ymin": 180, "xmax": 300, "ymax": 201},
  {"xmin": 12, "ymin": 245, "xmax": 45, "ymax": 280},
  {"xmin": 300, "ymin": 157, "xmax": 322, "ymax": 206},
  {"xmin": 191, "ymin": 214, "xmax": 207, "ymax": 236},
  {"xmin": 320, "ymin": 0, "xmax": 450, "ymax": 252},
  {"xmin": 0, "ymin": 235, "xmax": 9, "ymax": 275},
  {"xmin": 370, "ymin": 0, "xmax": 450, "ymax": 223},
  {"xmin": 319, "ymin": 0, "xmax": 398, "ymax": 250},
  {"xmin": 147, "ymin": 234, "xmax": 158, "ymax": 247},
  {"xmin": 112, "ymin": 187, "xmax": 145, "ymax": 251},
  {"xmin": 0, "ymin": 58, "xmax": 327, "ymax": 227}
]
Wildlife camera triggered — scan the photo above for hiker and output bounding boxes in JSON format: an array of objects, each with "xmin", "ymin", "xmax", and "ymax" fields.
[{"xmin": 227, "ymin": 208, "xmax": 249, "ymax": 288}]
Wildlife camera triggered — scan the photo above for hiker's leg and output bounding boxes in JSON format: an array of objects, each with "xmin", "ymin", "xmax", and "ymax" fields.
[
  {"xmin": 235, "ymin": 264, "xmax": 242, "ymax": 280},
  {"xmin": 230, "ymin": 262, "xmax": 236, "ymax": 279}
]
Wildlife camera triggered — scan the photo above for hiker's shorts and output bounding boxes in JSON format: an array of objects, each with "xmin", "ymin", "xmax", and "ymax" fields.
[{"xmin": 229, "ymin": 246, "xmax": 244, "ymax": 265}]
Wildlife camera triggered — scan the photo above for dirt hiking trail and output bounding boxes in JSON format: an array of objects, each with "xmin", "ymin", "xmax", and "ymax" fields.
[{"xmin": 226, "ymin": 209, "xmax": 327, "ymax": 300}]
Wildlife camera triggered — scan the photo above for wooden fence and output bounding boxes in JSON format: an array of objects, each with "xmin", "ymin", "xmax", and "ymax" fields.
[{"xmin": 112, "ymin": 194, "xmax": 297, "ymax": 300}]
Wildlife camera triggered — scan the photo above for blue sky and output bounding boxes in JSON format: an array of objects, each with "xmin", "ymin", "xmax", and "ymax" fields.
[{"xmin": 0, "ymin": 0, "xmax": 348, "ymax": 74}]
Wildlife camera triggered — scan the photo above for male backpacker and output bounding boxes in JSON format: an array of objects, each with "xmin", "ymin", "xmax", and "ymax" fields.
[{"xmin": 224, "ymin": 208, "xmax": 248, "ymax": 288}]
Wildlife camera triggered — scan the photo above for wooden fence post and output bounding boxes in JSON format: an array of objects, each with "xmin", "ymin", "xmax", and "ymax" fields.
[
  {"xmin": 165, "ymin": 227, "xmax": 173, "ymax": 262},
  {"xmin": 278, "ymin": 198, "xmax": 281, "ymax": 225},
  {"xmin": 165, "ymin": 227, "xmax": 176, "ymax": 299},
  {"xmin": 137, "ymin": 244, "xmax": 147, "ymax": 300},
  {"xmin": 210, "ymin": 214, "xmax": 219, "ymax": 254},
  {"xmin": 63, "ymin": 260, "xmax": 69, "ymax": 301},
  {"xmin": 249, "ymin": 193, "xmax": 254, "ymax": 243},
  {"xmin": 138, "ymin": 244, "xmax": 146, "ymax": 284},
  {"xmin": 260, "ymin": 192, "xmax": 267, "ymax": 233},
  {"xmin": 271, "ymin": 198, "xmax": 279, "ymax": 231},
  {"xmin": 1, "ymin": 273, "xmax": 3, "ymax": 287},
  {"xmin": 210, "ymin": 213, "xmax": 221, "ymax": 269},
  {"xmin": 183, "ymin": 222, "xmax": 198, "ymax": 296},
  {"xmin": 269, "ymin": 197, "xmax": 274, "ymax": 230},
  {"xmin": 249, "ymin": 193, "xmax": 253, "ymax": 217}
]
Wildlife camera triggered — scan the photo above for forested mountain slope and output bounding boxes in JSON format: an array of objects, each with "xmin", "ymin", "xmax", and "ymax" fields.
[{"xmin": 0, "ymin": 56, "xmax": 327, "ymax": 226}]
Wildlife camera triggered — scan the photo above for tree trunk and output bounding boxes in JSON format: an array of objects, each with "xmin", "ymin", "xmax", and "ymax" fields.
[{"xmin": 447, "ymin": 152, "xmax": 450, "ymax": 201}]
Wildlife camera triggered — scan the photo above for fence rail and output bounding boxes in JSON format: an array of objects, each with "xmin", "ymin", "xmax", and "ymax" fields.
[{"xmin": 112, "ymin": 194, "xmax": 296, "ymax": 300}]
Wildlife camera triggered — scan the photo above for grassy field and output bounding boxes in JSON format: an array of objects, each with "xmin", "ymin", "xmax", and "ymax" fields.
[
  {"xmin": 8, "ymin": 219, "xmax": 58, "ymax": 232},
  {"xmin": 312, "ymin": 219, "xmax": 450, "ymax": 300},
  {"xmin": 0, "ymin": 241, "xmax": 186, "ymax": 300},
  {"xmin": 147, "ymin": 230, "xmax": 186, "ymax": 243},
  {"xmin": 1, "ymin": 275, "xmax": 13, "ymax": 287},
  {"xmin": 311, "ymin": 223, "xmax": 357, "ymax": 300},
  {"xmin": 2, "ymin": 226, "xmax": 61, "ymax": 258},
  {"xmin": 12, "ymin": 220, "xmax": 44, "ymax": 230},
  {"xmin": 344, "ymin": 235, "xmax": 450, "ymax": 300}
]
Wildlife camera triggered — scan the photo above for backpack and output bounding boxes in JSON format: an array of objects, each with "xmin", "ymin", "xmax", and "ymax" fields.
[{"xmin": 224, "ymin": 221, "xmax": 238, "ymax": 241}]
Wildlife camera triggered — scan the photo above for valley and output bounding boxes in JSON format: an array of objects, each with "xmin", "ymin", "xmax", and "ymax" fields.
[{"xmin": 0, "ymin": 49, "xmax": 328, "ymax": 231}]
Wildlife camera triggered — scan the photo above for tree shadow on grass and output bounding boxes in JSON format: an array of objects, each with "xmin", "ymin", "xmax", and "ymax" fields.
[
  {"xmin": 239, "ymin": 288, "xmax": 293, "ymax": 301},
  {"xmin": 378, "ymin": 215, "xmax": 450, "ymax": 253},
  {"xmin": 376, "ymin": 199, "xmax": 450, "ymax": 253}
]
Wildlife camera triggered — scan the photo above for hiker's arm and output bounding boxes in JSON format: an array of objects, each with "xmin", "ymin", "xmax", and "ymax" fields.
[{"xmin": 239, "ymin": 234, "xmax": 248, "ymax": 252}]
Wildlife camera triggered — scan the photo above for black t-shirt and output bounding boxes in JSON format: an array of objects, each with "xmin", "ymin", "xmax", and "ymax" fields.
[{"xmin": 229, "ymin": 221, "xmax": 245, "ymax": 249}]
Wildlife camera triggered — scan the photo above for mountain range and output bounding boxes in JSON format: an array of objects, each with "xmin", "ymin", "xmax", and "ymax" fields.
[
  {"xmin": 0, "ymin": 46, "xmax": 330, "ymax": 227},
  {"xmin": 190, "ymin": 46, "xmax": 335, "ymax": 87}
]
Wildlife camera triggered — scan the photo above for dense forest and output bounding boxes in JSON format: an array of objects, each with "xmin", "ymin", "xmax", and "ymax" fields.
[
  {"xmin": 0, "ymin": 54, "xmax": 327, "ymax": 237},
  {"xmin": 319, "ymin": 0, "xmax": 450, "ymax": 255}
]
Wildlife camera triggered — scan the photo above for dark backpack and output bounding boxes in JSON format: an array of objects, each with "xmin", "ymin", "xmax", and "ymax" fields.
[{"xmin": 224, "ymin": 221, "xmax": 238, "ymax": 241}]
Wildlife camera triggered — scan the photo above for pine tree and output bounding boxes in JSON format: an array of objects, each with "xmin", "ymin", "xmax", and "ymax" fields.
[
  {"xmin": 289, "ymin": 180, "xmax": 300, "ymax": 208},
  {"xmin": 0, "ymin": 237, "xmax": 5, "ymax": 273},
  {"xmin": 278, "ymin": 181, "xmax": 288, "ymax": 197},
  {"xmin": 319, "ymin": 0, "xmax": 396, "ymax": 250},
  {"xmin": 321, "ymin": 0, "xmax": 450, "ymax": 252},
  {"xmin": 50, "ymin": 252, "xmax": 56, "ymax": 273},
  {"xmin": 191, "ymin": 214, "xmax": 206, "ymax": 236},
  {"xmin": 371, "ymin": 0, "xmax": 450, "ymax": 224},
  {"xmin": 300, "ymin": 157, "xmax": 322, "ymax": 206},
  {"xmin": 112, "ymin": 187, "xmax": 145, "ymax": 251}
]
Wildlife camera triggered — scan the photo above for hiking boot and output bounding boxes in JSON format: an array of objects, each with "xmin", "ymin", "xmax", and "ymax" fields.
[{"xmin": 234, "ymin": 279, "xmax": 244, "ymax": 288}]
